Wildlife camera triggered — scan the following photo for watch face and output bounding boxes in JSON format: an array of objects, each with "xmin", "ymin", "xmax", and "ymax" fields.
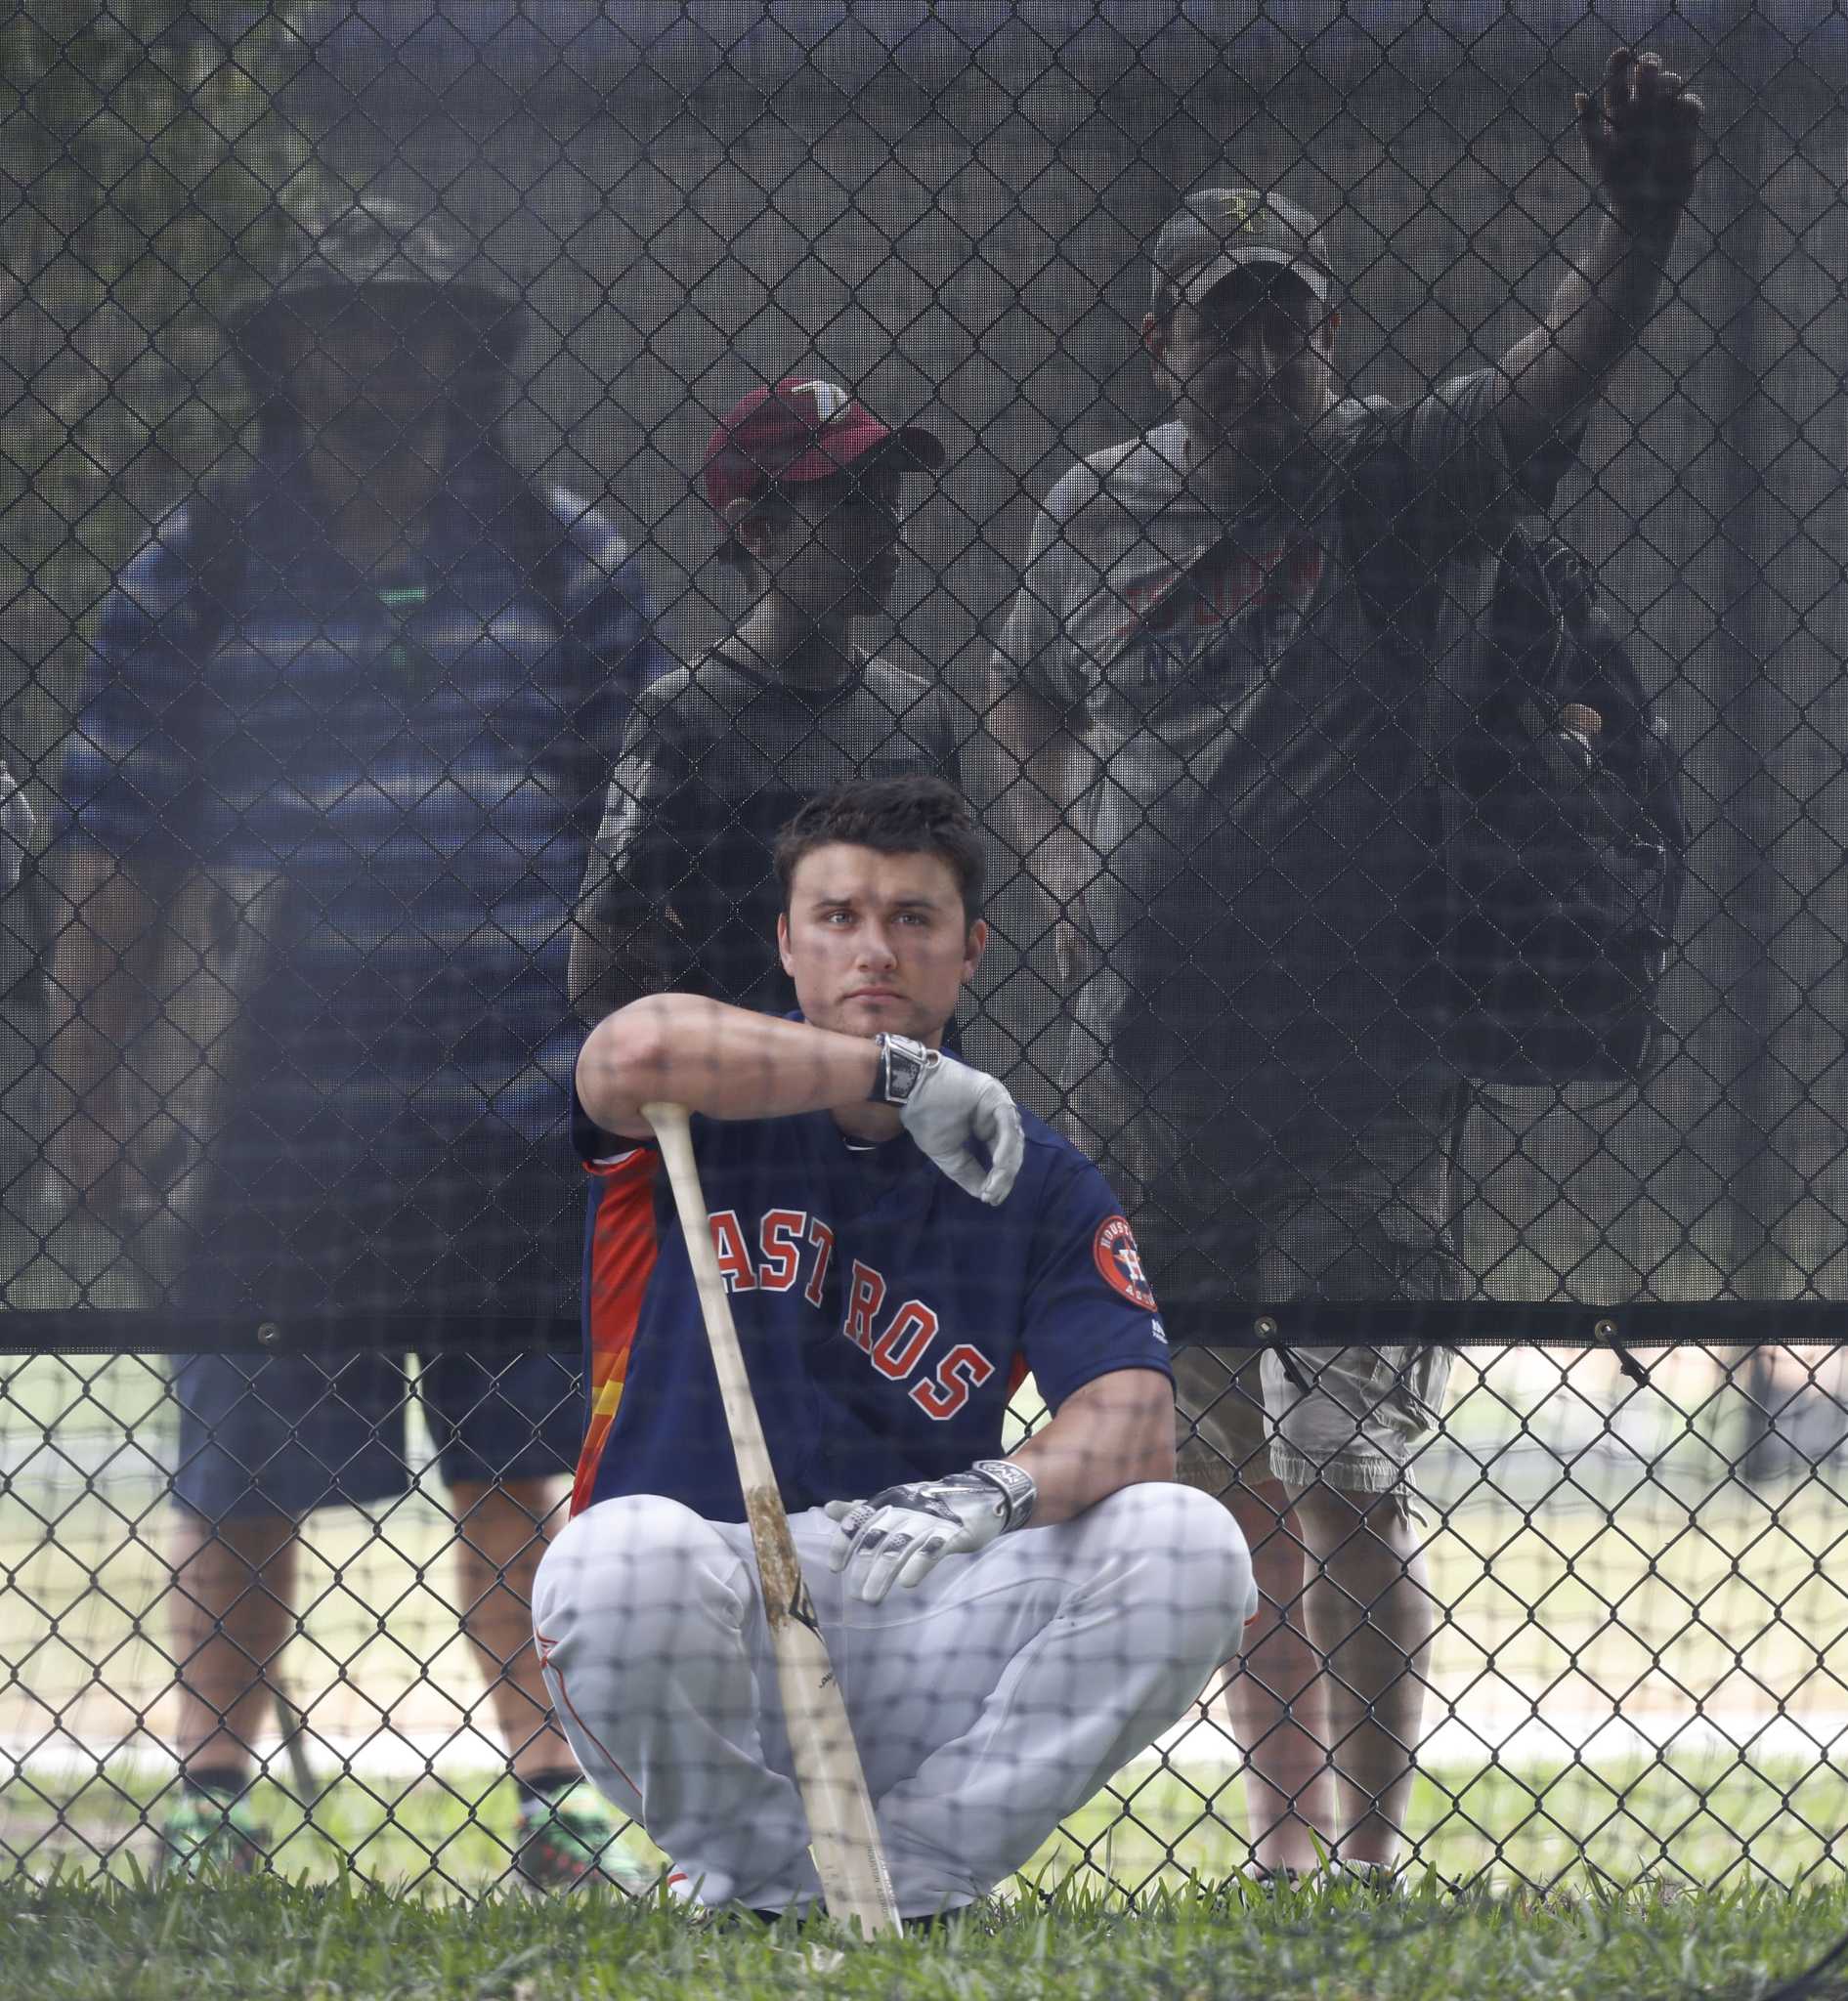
[
  {"xmin": 885, "ymin": 1036, "xmax": 926, "ymax": 1099},
  {"xmin": 874, "ymin": 1033, "xmax": 924, "ymax": 1103}
]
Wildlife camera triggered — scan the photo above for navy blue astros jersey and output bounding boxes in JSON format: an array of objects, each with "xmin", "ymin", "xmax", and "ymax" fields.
[{"xmin": 572, "ymin": 1094, "xmax": 1172, "ymax": 1521}]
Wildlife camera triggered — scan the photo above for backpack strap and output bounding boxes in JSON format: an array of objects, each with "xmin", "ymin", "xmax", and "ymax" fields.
[{"xmin": 1341, "ymin": 414, "xmax": 1506, "ymax": 786}]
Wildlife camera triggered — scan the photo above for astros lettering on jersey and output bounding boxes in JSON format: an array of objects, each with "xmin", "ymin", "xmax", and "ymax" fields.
[{"xmin": 570, "ymin": 1079, "xmax": 1171, "ymax": 1523}]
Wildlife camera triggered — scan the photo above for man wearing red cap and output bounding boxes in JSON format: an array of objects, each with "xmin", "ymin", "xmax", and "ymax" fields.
[{"xmin": 571, "ymin": 378, "xmax": 966, "ymax": 1024}]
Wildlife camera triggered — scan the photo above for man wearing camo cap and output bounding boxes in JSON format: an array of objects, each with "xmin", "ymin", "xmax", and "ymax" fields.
[{"xmin": 992, "ymin": 49, "xmax": 1702, "ymax": 1887}]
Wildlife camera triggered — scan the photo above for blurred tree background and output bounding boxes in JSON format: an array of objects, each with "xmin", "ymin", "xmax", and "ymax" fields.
[{"xmin": 0, "ymin": 2, "xmax": 334, "ymax": 793}]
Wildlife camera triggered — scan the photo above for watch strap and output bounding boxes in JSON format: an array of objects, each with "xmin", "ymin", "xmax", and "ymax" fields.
[
  {"xmin": 970, "ymin": 1458, "xmax": 1037, "ymax": 1534},
  {"xmin": 870, "ymin": 1032, "xmax": 938, "ymax": 1105}
]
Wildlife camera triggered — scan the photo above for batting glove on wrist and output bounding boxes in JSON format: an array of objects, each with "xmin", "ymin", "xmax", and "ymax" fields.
[
  {"xmin": 878, "ymin": 1042, "xmax": 1023, "ymax": 1207},
  {"xmin": 825, "ymin": 1463, "xmax": 1037, "ymax": 1605}
]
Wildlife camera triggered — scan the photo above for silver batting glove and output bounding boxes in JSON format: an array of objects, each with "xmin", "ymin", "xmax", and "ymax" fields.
[
  {"xmin": 870, "ymin": 1034, "xmax": 1024, "ymax": 1206},
  {"xmin": 825, "ymin": 1461, "xmax": 1037, "ymax": 1605}
]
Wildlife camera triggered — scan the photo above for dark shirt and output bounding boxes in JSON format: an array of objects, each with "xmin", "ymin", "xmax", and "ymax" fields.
[
  {"xmin": 575, "ymin": 648, "xmax": 966, "ymax": 1016},
  {"xmin": 1002, "ymin": 371, "xmax": 1575, "ymax": 1140}
]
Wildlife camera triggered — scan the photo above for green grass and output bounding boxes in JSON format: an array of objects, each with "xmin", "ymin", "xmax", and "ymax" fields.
[
  {"xmin": 8, "ymin": 1344, "xmax": 1848, "ymax": 1971},
  {"xmin": 0, "ymin": 1767, "xmax": 547, "ymax": 1896},
  {"xmin": 1, "ymin": 1871, "xmax": 1845, "ymax": 2000},
  {"xmin": 1054, "ymin": 1758, "xmax": 1848, "ymax": 1898},
  {"xmin": 12, "ymin": 1422, "xmax": 1847, "ymax": 1860},
  {"xmin": 8, "ymin": 1755, "xmax": 1846, "ymax": 1903}
]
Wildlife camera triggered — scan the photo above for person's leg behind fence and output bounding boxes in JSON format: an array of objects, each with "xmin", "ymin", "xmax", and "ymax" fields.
[
  {"xmin": 1256, "ymin": 1080, "xmax": 1467, "ymax": 1876},
  {"xmin": 424, "ymin": 1338, "xmax": 653, "ymax": 1891},
  {"xmin": 1173, "ymin": 1344, "xmax": 1335, "ymax": 1878},
  {"xmin": 164, "ymin": 1346, "xmax": 404, "ymax": 1873}
]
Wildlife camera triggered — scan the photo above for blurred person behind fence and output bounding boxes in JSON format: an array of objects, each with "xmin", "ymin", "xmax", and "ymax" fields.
[
  {"xmin": 570, "ymin": 375, "xmax": 965, "ymax": 1027},
  {"xmin": 992, "ymin": 50, "xmax": 1701, "ymax": 1885},
  {"xmin": 44, "ymin": 197, "xmax": 666, "ymax": 1887}
]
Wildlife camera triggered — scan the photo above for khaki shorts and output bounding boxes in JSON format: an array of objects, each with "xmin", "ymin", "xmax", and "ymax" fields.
[
  {"xmin": 1082, "ymin": 1069, "xmax": 1467, "ymax": 1505},
  {"xmin": 1075, "ymin": 1064, "xmax": 1467, "ymax": 1503},
  {"xmin": 1172, "ymin": 1338, "xmax": 1452, "ymax": 1506}
]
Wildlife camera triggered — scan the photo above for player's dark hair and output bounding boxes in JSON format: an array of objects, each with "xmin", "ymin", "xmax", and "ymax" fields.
[{"xmin": 775, "ymin": 776, "xmax": 985, "ymax": 925}]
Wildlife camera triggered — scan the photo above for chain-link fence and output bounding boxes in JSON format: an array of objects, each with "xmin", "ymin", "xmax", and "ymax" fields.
[
  {"xmin": 4, "ymin": 0, "xmax": 1848, "ymax": 1903},
  {"xmin": 6, "ymin": 1335, "xmax": 1848, "ymax": 1893}
]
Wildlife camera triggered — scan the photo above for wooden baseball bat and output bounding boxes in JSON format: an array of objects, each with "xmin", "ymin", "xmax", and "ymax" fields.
[{"xmin": 642, "ymin": 1101, "xmax": 900, "ymax": 1938}]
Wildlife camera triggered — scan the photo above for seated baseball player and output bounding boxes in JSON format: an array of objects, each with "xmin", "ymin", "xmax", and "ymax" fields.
[{"xmin": 533, "ymin": 775, "xmax": 1256, "ymax": 1921}]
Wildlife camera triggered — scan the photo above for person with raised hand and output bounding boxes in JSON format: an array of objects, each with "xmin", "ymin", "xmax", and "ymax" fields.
[{"xmin": 992, "ymin": 46, "xmax": 1702, "ymax": 1887}]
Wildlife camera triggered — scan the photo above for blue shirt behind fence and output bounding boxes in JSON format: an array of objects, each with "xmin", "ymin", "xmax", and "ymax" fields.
[{"xmin": 60, "ymin": 446, "xmax": 665, "ymax": 1325}]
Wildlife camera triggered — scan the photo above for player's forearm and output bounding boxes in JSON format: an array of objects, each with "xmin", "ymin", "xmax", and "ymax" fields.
[
  {"xmin": 578, "ymin": 994, "xmax": 885, "ymax": 1138},
  {"xmin": 1495, "ymin": 169, "xmax": 1693, "ymax": 465},
  {"xmin": 1007, "ymin": 1369, "xmax": 1178, "ymax": 1526}
]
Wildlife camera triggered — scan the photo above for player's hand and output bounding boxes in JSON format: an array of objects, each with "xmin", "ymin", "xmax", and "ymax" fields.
[
  {"xmin": 1577, "ymin": 48, "xmax": 1703, "ymax": 227},
  {"xmin": 826, "ymin": 1469, "xmax": 1023, "ymax": 1604},
  {"xmin": 899, "ymin": 1053, "xmax": 1024, "ymax": 1207}
]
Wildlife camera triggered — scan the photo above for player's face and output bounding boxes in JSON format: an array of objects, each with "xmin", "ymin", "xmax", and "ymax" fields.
[
  {"xmin": 777, "ymin": 844, "xmax": 986, "ymax": 1045},
  {"xmin": 761, "ymin": 460, "xmax": 909, "ymax": 619},
  {"xmin": 1144, "ymin": 266, "xmax": 1336, "ymax": 470}
]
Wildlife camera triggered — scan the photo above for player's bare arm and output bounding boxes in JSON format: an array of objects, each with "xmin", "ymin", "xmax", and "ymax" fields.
[
  {"xmin": 1497, "ymin": 47, "xmax": 1704, "ymax": 462},
  {"xmin": 578, "ymin": 991, "xmax": 1024, "ymax": 1204},
  {"xmin": 828, "ymin": 1366, "xmax": 1176, "ymax": 1604},
  {"xmin": 1008, "ymin": 1365, "xmax": 1178, "ymax": 1516},
  {"xmin": 579, "ymin": 992, "xmax": 888, "ymax": 1137}
]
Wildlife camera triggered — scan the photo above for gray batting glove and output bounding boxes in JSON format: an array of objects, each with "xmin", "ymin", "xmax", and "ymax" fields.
[
  {"xmin": 870, "ymin": 1034, "xmax": 1024, "ymax": 1206},
  {"xmin": 825, "ymin": 1462, "xmax": 1037, "ymax": 1604}
]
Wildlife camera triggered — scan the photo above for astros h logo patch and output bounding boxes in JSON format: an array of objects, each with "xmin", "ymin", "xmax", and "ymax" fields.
[{"xmin": 1094, "ymin": 1214, "xmax": 1157, "ymax": 1309}]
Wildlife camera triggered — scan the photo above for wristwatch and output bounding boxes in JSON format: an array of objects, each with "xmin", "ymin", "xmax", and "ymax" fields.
[{"xmin": 869, "ymin": 1031, "xmax": 941, "ymax": 1105}]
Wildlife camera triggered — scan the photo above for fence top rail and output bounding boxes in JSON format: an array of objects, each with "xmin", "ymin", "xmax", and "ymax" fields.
[{"xmin": 0, "ymin": 1303, "xmax": 1843, "ymax": 1356}]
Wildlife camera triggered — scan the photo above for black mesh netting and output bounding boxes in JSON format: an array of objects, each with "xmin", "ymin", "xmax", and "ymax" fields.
[{"xmin": 2, "ymin": 0, "xmax": 1847, "ymax": 1901}]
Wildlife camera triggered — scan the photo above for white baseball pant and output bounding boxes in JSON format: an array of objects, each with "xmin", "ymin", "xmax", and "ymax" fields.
[{"xmin": 531, "ymin": 1480, "xmax": 1254, "ymax": 1916}]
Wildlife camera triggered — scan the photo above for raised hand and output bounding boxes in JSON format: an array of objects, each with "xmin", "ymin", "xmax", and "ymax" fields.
[{"xmin": 1576, "ymin": 48, "xmax": 1704, "ymax": 228}]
